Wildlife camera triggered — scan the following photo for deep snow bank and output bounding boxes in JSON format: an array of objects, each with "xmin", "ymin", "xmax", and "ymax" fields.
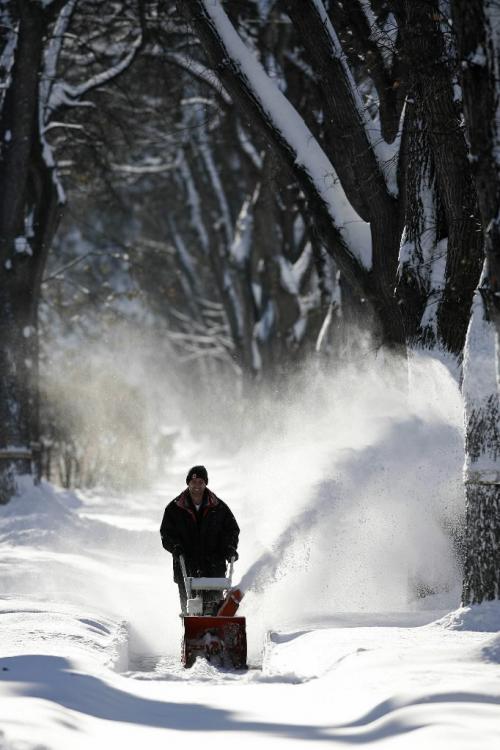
[
  {"xmin": 0, "ymin": 476, "xmax": 177, "ymax": 660},
  {"xmin": 262, "ymin": 602, "xmax": 500, "ymax": 683},
  {"xmin": 259, "ymin": 607, "xmax": 500, "ymax": 748},
  {"xmin": 0, "ymin": 597, "xmax": 128, "ymax": 672},
  {"xmin": 434, "ymin": 600, "xmax": 500, "ymax": 633}
]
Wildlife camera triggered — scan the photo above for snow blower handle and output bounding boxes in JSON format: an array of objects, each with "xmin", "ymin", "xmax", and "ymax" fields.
[
  {"xmin": 180, "ymin": 554, "xmax": 236, "ymax": 603},
  {"xmin": 179, "ymin": 554, "xmax": 191, "ymax": 599},
  {"xmin": 228, "ymin": 557, "xmax": 235, "ymax": 583}
]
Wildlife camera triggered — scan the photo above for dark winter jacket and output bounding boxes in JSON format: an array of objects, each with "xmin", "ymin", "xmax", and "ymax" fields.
[{"xmin": 160, "ymin": 489, "xmax": 239, "ymax": 583}]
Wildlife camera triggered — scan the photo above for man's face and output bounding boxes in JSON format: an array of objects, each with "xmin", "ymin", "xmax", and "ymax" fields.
[{"xmin": 188, "ymin": 475, "xmax": 206, "ymax": 500}]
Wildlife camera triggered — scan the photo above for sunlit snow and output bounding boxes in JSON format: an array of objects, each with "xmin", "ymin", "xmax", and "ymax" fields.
[{"xmin": 0, "ymin": 354, "xmax": 499, "ymax": 749}]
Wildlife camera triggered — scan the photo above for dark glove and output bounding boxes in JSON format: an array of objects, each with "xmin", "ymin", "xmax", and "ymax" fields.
[
  {"xmin": 226, "ymin": 547, "xmax": 238, "ymax": 562},
  {"xmin": 173, "ymin": 544, "xmax": 184, "ymax": 558}
]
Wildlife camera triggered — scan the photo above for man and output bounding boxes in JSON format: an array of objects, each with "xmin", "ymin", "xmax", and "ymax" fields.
[{"xmin": 160, "ymin": 465, "xmax": 240, "ymax": 614}]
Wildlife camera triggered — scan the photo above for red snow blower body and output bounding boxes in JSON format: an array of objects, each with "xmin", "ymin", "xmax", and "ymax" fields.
[{"xmin": 179, "ymin": 556, "xmax": 246, "ymax": 669}]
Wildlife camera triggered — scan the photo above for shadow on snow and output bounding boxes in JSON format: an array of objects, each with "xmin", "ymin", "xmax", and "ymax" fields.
[{"xmin": 1, "ymin": 654, "xmax": 484, "ymax": 744}]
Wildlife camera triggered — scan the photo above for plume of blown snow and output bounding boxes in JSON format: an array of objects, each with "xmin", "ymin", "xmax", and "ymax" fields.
[{"xmin": 210, "ymin": 350, "xmax": 466, "ymax": 658}]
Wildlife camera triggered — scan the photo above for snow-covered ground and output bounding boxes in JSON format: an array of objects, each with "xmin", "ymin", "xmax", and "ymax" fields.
[{"xmin": 1, "ymin": 356, "xmax": 499, "ymax": 749}]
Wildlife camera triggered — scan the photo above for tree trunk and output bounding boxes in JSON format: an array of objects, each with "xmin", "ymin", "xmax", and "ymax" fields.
[
  {"xmin": 452, "ymin": 0, "xmax": 500, "ymax": 603},
  {"xmin": 462, "ymin": 277, "xmax": 500, "ymax": 603},
  {"xmin": 0, "ymin": 1, "xmax": 62, "ymax": 501},
  {"xmin": 452, "ymin": 0, "xmax": 500, "ymax": 356},
  {"xmin": 401, "ymin": 0, "xmax": 483, "ymax": 355}
]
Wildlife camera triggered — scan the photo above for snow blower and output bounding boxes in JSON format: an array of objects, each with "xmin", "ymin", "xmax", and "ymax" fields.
[{"xmin": 179, "ymin": 556, "xmax": 246, "ymax": 669}]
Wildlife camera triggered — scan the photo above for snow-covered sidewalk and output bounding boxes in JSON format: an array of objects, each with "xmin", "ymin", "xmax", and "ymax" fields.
[
  {"xmin": 1, "ymin": 591, "xmax": 499, "ymax": 750},
  {"xmin": 0, "ymin": 471, "xmax": 499, "ymax": 749}
]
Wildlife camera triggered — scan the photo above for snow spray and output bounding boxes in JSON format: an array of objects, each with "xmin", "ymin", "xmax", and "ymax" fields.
[{"xmin": 217, "ymin": 350, "xmax": 465, "ymax": 654}]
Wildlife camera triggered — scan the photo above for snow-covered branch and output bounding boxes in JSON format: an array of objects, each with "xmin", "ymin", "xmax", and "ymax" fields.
[
  {"xmin": 39, "ymin": 0, "xmax": 77, "ymax": 124},
  {"xmin": 46, "ymin": 0, "xmax": 146, "ymax": 118},
  {"xmin": 163, "ymin": 51, "xmax": 231, "ymax": 105},
  {"xmin": 182, "ymin": 0, "xmax": 372, "ymax": 296},
  {"xmin": 284, "ymin": 0, "xmax": 398, "ymax": 208},
  {"xmin": 0, "ymin": 6, "xmax": 18, "ymax": 112}
]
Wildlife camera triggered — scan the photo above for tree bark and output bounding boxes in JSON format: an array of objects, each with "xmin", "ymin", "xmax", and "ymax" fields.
[
  {"xmin": 0, "ymin": 1, "xmax": 48, "ymax": 500},
  {"xmin": 401, "ymin": 0, "xmax": 483, "ymax": 355},
  {"xmin": 452, "ymin": 0, "xmax": 500, "ymax": 604},
  {"xmin": 461, "ymin": 280, "xmax": 500, "ymax": 604},
  {"xmin": 452, "ymin": 0, "xmax": 500, "ymax": 350}
]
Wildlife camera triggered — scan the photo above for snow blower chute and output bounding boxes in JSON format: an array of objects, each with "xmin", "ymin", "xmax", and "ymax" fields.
[{"xmin": 179, "ymin": 555, "xmax": 246, "ymax": 669}]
